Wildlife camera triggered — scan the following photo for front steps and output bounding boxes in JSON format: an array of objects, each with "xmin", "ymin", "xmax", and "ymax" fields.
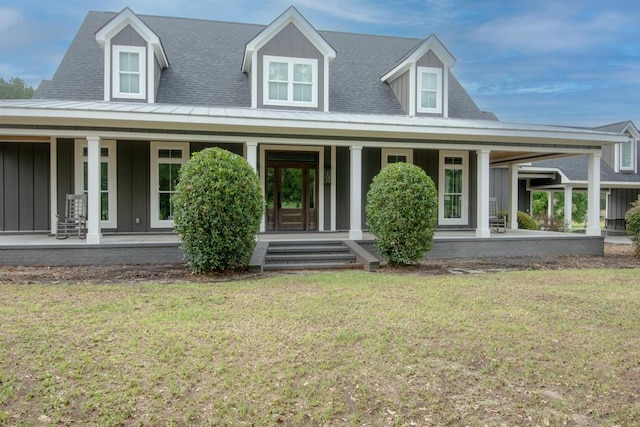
[{"xmin": 248, "ymin": 240, "xmax": 379, "ymax": 272}]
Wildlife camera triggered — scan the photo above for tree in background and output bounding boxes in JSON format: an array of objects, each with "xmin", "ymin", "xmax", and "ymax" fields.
[{"xmin": 0, "ymin": 77, "xmax": 34, "ymax": 99}]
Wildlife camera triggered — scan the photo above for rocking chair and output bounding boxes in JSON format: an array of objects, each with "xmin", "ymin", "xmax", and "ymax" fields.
[
  {"xmin": 489, "ymin": 197, "xmax": 507, "ymax": 233},
  {"xmin": 56, "ymin": 194, "xmax": 87, "ymax": 239}
]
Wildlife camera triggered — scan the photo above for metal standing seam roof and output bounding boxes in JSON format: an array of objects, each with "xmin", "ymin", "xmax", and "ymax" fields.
[{"xmin": 34, "ymin": 10, "xmax": 495, "ymax": 121}]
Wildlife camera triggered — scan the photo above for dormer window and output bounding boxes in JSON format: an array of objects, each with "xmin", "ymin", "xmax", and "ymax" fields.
[
  {"xmin": 264, "ymin": 56, "xmax": 317, "ymax": 107},
  {"xmin": 620, "ymin": 138, "xmax": 635, "ymax": 171},
  {"xmin": 113, "ymin": 46, "xmax": 146, "ymax": 99},
  {"xmin": 417, "ymin": 66, "xmax": 442, "ymax": 114}
]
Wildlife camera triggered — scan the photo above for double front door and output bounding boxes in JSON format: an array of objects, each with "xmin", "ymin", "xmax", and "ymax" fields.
[{"xmin": 266, "ymin": 152, "xmax": 318, "ymax": 231}]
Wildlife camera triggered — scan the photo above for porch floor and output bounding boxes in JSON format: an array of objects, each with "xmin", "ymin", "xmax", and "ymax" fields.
[{"xmin": 0, "ymin": 229, "xmax": 626, "ymax": 267}]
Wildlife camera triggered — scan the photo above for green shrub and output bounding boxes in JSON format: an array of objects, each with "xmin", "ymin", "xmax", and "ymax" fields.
[
  {"xmin": 517, "ymin": 211, "xmax": 538, "ymax": 230},
  {"xmin": 172, "ymin": 147, "xmax": 264, "ymax": 272},
  {"xmin": 365, "ymin": 163, "xmax": 437, "ymax": 265},
  {"xmin": 625, "ymin": 200, "xmax": 640, "ymax": 256}
]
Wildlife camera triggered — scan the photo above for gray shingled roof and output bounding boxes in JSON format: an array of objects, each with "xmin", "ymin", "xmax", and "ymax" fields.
[
  {"xmin": 592, "ymin": 121, "xmax": 631, "ymax": 133},
  {"xmin": 534, "ymin": 156, "xmax": 640, "ymax": 183},
  {"xmin": 35, "ymin": 10, "xmax": 495, "ymax": 120}
]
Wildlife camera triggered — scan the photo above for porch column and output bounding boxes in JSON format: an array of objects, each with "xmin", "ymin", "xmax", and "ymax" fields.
[
  {"xmin": 586, "ymin": 152, "xmax": 601, "ymax": 236},
  {"xmin": 547, "ymin": 191, "xmax": 554, "ymax": 218},
  {"xmin": 246, "ymin": 141, "xmax": 258, "ymax": 172},
  {"xmin": 509, "ymin": 163, "xmax": 519, "ymax": 229},
  {"xmin": 349, "ymin": 145, "xmax": 363, "ymax": 240},
  {"xmin": 86, "ymin": 136, "xmax": 102, "ymax": 244},
  {"xmin": 476, "ymin": 149, "xmax": 491, "ymax": 238},
  {"xmin": 564, "ymin": 185, "xmax": 573, "ymax": 230},
  {"xmin": 50, "ymin": 137, "xmax": 58, "ymax": 235}
]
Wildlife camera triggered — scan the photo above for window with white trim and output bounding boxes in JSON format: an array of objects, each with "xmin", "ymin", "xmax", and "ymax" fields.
[
  {"xmin": 620, "ymin": 139, "xmax": 635, "ymax": 171},
  {"xmin": 113, "ymin": 45, "xmax": 146, "ymax": 99},
  {"xmin": 74, "ymin": 139, "xmax": 117, "ymax": 229},
  {"xmin": 381, "ymin": 148, "xmax": 413, "ymax": 168},
  {"xmin": 263, "ymin": 55, "xmax": 318, "ymax": 107},
  {"xmin": 417, "ymin": 66, "xmax": 442, "ymax": 114},
  {"xmin": 438, "ymin": 151, "xmax": 468, "ymax": 225},
  {"xmin": 150, "ymin": 142, "xmax": 189, "ymax": 228}
]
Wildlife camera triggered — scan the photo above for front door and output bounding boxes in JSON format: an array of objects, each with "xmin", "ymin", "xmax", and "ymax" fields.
[{"xmin": 266, "ymin": 152, "xmax": 318, "ymax": 231}]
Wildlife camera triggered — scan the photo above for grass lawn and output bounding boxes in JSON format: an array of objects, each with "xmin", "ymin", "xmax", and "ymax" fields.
[{"xmin": 1, "ymin": 269, "xmax": 639, "ymax": 425}]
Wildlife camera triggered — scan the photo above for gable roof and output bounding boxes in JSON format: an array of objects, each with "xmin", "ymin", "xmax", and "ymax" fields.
[
  {"xmin": 241, "ymin": 6, "xmax": 336, "ymax": 72},
  {"xmin": 381, "ymin": 34, "xmax": 456, "ymax": 82},
  {"xmin": 95, "ymin": 7, "xmax": 169, "ymax": 68},
  {"xmin": 532, "ymin": 155, "xmax": 640, "ymax": 184},
  {"xmin": 593, "ymin": 120, "xmax": 639, "ymax": 139},
  {"xmin": 35, "ymin": 10, "xmax": 493, "ymax": 120}
]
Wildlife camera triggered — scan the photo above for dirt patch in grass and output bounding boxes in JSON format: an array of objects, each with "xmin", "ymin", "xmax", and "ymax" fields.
[{"xmin": 0, "ymin": 243, "xmax": 638, "ymax": 284}]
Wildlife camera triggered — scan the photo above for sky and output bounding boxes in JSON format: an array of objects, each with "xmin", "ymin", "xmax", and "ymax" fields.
[{"xmin": 1, "ymin": 0, "xmax": 639, "ymax": 128}]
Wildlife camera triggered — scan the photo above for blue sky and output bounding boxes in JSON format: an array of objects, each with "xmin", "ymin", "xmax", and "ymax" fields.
[{"xmin": 1, "ymin": 0, "xmax": 638, "ymax": 127}]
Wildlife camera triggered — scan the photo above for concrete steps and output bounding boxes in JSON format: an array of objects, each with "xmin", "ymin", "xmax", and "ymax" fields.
[{"xmin": 263, "ymin": 241, "xmax": 362, "ymax": 271}]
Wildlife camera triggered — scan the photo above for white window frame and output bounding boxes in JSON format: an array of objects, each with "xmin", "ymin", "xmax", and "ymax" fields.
[
  {"xmin": 438, "ymin": 151, "xmax": 468, "ymax": 226},
  {"xmin": 150, "ymin": 141, "xmax": 189, "ymax": 229},
  {"xmin": 381, "ymin": 148, "xmax": 413, "ymax": 168},
  {"xmin": 74, "ymin": 139, "xmax": 117, "ymax": 229},
  {"xmin": 263, "ymin": 55, "xmax": 318, "ymax": 108},
  {"xmin": 417, "ymin": 66, "xmax": 443, "ymax": 114},
  {"xmin": 619, "ymin": 138, "xmax": 635, "ymax": 171},
  {"xmin": 112, "ymin": 45, "xmax": 146, "ymax": 100}
]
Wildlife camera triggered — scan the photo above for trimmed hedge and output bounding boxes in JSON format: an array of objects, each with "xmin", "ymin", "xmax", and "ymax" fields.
[
  {"xmin": 172, "ymin": 148, "xmax": 264, "ymax": 272},
  {"xmin": 625, "ymin": 200, "xmax": 640, "ymax": 256},
  {"xmin": 365, "ymin": 162, "xmax": 437, "ymax": 265}
]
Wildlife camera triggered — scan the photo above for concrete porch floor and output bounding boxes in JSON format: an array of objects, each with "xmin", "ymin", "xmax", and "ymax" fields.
[{"xmin": 0, "ymin": 229, "xmax": 627, "ymax": 267}]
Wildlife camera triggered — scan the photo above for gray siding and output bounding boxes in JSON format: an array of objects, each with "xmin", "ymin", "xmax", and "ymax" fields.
[
  {"xmin": 519, "ymin": 180, "xmax": 531, "ymax": 214},
  {"xmin": 490, "ymin": 167, "xmax": 510, "ymax": 210},
  {"xmin": 190, "ymin": 142, "xmax": 243, "ymax": 156},
  {"xmin": 361, "ymin": 148, "xmax": 381, "ymax": 229},
  {"xmin": 388, "ymin": 70, "xmax": 410, "ymax": 115},
  {"xmin": 335, "ymin": 146, "xmax": 350, "ymax": 230},
  {"xmin": 0, "ymin": 142, "xmax": 50, "ymax": 231},
  {"xmin": 416, "ymin": 49, "xmax": 445, "ymax": 118},
  {"xmin": 608, "ymin": 188, "xmax": 640, "ymax": 220},
  {"xmin": 602, "ymin": 143, "xmax": 615, "ymax": 170},
  {"xmin": 257, "ymin": 22, "xmax": 325, "ymax": 111},
  {"xmin": 117, "ymin": 140, "xmax": 150, "ymax": 232},
  {"xmin": 56, "ymin": 139, "xmax": 74, "ymax": 219},
  {"xmin": 414, "ymin": 149, "xmax": 438, "ymax": 183},
  {"xmin": 110, "ymin": 25, "xmax": 149, "ymax": 102}
]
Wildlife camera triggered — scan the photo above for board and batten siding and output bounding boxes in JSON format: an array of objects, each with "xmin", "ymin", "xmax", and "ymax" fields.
[
  {"xmin": 388, "ymin": 70, "xmax": 410, "ymax": 115},
  {"xmin": 256, "ymin": 22, "xmax": 325, "ymax": 111},
  {"xmin": 0, "ymin": 142, "xmax": 50, "ymax": 231},
  {"xmin": 416, "ymin": 50, "xmax": 445, "ymax": 118}
]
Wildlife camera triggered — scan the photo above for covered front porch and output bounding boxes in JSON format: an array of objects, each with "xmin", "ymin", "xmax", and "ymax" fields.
[{"xmin": 0, "ymin": 229, "xmax": 607, "ymax": 268}]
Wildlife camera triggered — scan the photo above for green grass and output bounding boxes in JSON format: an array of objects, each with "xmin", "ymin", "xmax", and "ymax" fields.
[{"xmin": 1, "ymin": 269, "xmax": 640, "ymax": 425}]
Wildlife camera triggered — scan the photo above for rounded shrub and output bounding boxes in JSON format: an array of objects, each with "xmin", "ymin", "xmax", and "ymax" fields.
[
  {"xmin": 517, "ymin": 211, "xmax": 538, "ymax": 230},
  {"xmin": 625, "ymin": 200, "xmax": 640, "ymax": 256},
  {"xmin": 365, "ymin": 162, "xmax": 437, "ymax": 265},
  {"xmin": 172, "ymin": 147, "xmax": 264, "ymax": 273}
]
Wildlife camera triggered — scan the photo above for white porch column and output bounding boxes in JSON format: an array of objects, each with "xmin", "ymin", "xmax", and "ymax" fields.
[
  {"xmin": 476, "ymin": 149, "xmax": 491, "ymax": 238},
  {"xmin": 547, "ymin": 191, "xmax": 554, "ymax": 219},
  {"xmin": 564, "ymin": 185, "xmax": 573, "ymax": 230},
  {"xmin": 509, "ymin": 163, "xmax": 519, "ymax": 230},
  {"xmin": 330, "ymin": 145, "xmax": 337, "ymax": 231},
  {"xmin": 86, "ymin": 136, "xmax": 102, "ymax": 244},
  {"xmin": 586, "ymin": 152, "xmax": 602, "ymax": 236},
  {"xmin": 246, "ymin": 141, "xmax": 258, "ymax": 172},
  {"xmin": 349, "ymin": 145, "xmax": 363, "ymax": 240},
  {"xmin": 50, "ymin": 137, "xmax": 58, "ymax": 234}
]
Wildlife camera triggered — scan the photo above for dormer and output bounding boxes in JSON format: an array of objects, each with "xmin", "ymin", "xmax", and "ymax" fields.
[
  {"xmin": 617, "ymin": 121, "xmax": 639, "ymax": 173},
  {"xmin": 381, "ymin": 34, "xmax": 456, "ymax": 117},
  {"xmin": 242, "ymin": 7, "xmax": 336, "ymax": 112},
  {"xmin": 95, "ymin": 8, "xmax": 169, "ymax": 103}
]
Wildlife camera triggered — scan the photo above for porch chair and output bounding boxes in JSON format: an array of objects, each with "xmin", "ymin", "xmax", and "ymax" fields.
[
  {"xmin": 489, "ymin": 197, "xmax": 507, "ymax": 233},
  {"xmin": 56, "ymin": 194, "xmax": 88, "ymax": 239}
]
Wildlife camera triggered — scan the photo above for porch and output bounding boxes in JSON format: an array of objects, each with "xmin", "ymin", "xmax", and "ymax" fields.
[{"xmin": 0, "ymin": 229, "xmax": 610, "ymax": 268}]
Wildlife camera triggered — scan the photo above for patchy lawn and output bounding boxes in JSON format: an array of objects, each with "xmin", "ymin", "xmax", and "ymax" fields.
[{"xmin": 1, "ymin": 269, "xmax": 639, "ymax": 425}]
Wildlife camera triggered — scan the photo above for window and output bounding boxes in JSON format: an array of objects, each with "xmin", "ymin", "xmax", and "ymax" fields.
[
  {"xmin": 74, "ymin": 139, "xmax": 117, "ymax": 229},
  {"xmin": 113, "ymin": 45, "xmax": 146, "ymax": 99},
  {"xmin": 620, "ymin": 139, "xmax": 635, "ymax": 171},
  {"xmin": 150, "ymin": 142, "xmax": 189, "ymax": 228},
  {"xmin": 381, "ymin": 149, "xmax": 413, "ymax": 168},
  {"xmin": 417, "ymin": 67, "xmax": 442, "ymax": 114},
  {"xmin": 263, "ymin": 55, "xmax": 317, "ymax": 107},
  {"xmin": 438, "ymin": 151, "xmax": 468, "ymax": 225}
]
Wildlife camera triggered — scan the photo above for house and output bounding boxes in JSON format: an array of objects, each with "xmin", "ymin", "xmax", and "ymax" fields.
[
  {"xmin": 0, "ymin": 6, "xmax": 629, "ymax": 253},
  {"xmin": 500, "ymin": 121, "xmax": 639, "ymax": 231}
]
